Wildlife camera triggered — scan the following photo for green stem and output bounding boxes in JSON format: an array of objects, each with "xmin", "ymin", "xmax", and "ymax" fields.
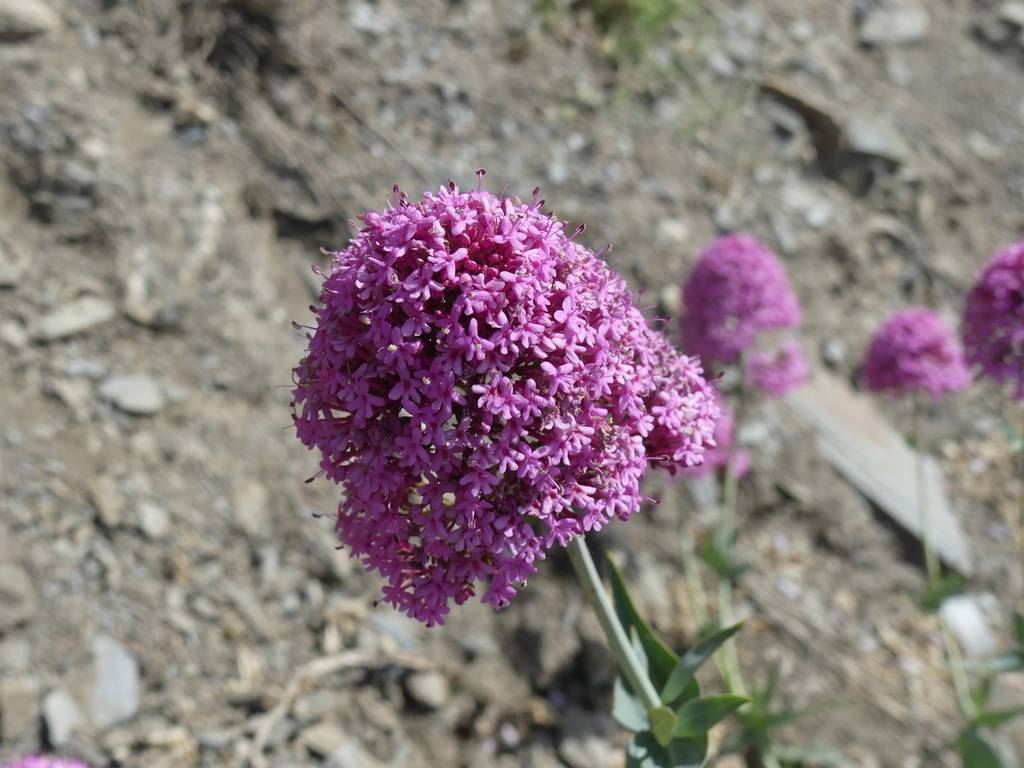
[
  {"xmin": 1018, "ymin": 402, "xmax": 1024, "ymax": 586},
  {"xmin": 940, "ymin": 617, "xmax": 977, "ymax": 720},
  {"xmin": 716, "ymin": 461, "xmax": 746, "ymax": 697},
  {"xmin": 912, "ymin": 399, "xmax": 940, "ymax": 589},
  {"xmin": 716, "ymin": 382, "xmax": 747, "ymax": 698},
  {"xmin": 567, "ymin": 535, "xmax": 662, "ymax": 711},
  {"xmin": 681, "ymin": 533, "xmax": 711, "ymax": 630}
]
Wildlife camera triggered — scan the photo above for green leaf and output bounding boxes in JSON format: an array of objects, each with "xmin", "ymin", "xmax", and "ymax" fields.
[
  {"xmin": 922, "ymin": 574, "xmax": 966, "ymax": 613},
  {"xmin": 972, "ymin": 676, "xmax": 995, "ymax": 711},
  {"xmin": 698, "ymin": 530, "xmax": 748, "ymax": 580},
  {"xmin": 650, "ymin": 706, "xmax": 678, "ymax": 747},
  {"xmin": 769, "ymin": 744, "xmax": 853, "ymax": 767},
  {"xmin": 626, "ymin": 731, "xmax": 708, "ymax": 768},
  {"xmin": 1001, "ymin": 418, "xmax": 1023, "ymax": 454},
  {"xmin": 978, "ymin": 652, "xmax": 1024, "ymax": 675},
  {"xmin": 660, "ymin": 623, "xmax": 743, "ymax": 705},
  {"xmin": 607, "ymin": 556, "xmax": 679, "ymax": 688},
  {"xmin": 971, "ymin": 706, "xmax": 1024, "ymax": 730},
  {"xmin": 1014, "ymin": 611, "xmax": 1024, "ymax": 646},
  {"xmin": 673, "ymin": 695, "xmax": 748, "ymax": 737},
  {"xmin": 958, "ymin": 729, "xmax": 1005, "ymax": 768},
  {"xmin": 614, "ymin": 675, "xmax": 650, "ymax": 732}
]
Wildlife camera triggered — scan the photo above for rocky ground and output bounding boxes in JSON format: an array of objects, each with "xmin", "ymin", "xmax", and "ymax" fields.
[{"xmin": 1, "ymin": 0, "xmax": 1024, "ymax": 766}]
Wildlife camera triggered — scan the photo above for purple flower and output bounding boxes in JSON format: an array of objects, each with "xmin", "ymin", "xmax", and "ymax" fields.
[
  {"xmin": 863, "ymin": 308, "xmax": 969, "ymax": 400},
  {"xmin": 3, "ymin": 757, "xmax": 89, "ymax": 768},
  {"xmin": 682, "ymin": 396, "xmax": 749, "ymax": 479},
  {"xmin": 293, "ymin": 179, "xmax": 720, "ymax": 625},
  {"xmin": 744, "ymin": 339, "xmax": 809, "ymax": 399},
  {"xmin": 681, "ymin": 234, "xmax": 801, "ymax": 365},
  {"xmin": 963, "ymin": 240, "xmax": 1024, "ymax": 398}
]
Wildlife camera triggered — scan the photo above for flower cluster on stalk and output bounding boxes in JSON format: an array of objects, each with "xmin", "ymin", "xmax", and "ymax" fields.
[
  {"xmin": 293, "ymin": 180, "xmax": 720, "ymax": 625},
  {"xmin": 681, "ymin": 234, "xmax": 801, "ymax": 367},
  {"xmin": 963, "ymin": 239, "xmax": 1024, "ymax": 398},
  {"xmin": 863, "ymin": 308, "xmax": 969, "ymax": 400}
]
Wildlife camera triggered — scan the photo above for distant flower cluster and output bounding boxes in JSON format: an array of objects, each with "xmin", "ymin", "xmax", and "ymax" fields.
[
  {"xmin": 683, "ymin": 396, "xmax": 749, "ymax": 480},
  {"xmin": 293, "ymin": 181, "xmax": 719, "ymax": 625},
  {"xmin": 681, "ymin": 234, "xmax": 807, "ymax": 398},
  {"xmin": 863, "ymin": 308, "xmax": 968, "ymax": 400},
  {"xmin": 963, "ymin": 239, "xmax": 1024, "ymax": 399},
  {"xmin": 681, "ymin": 234, "xmax": 801, "ymax": 363},
  {"xmin": 744, "ymin": 339, "xmax": 809, "ymax": 399},
  {"xmin": 3, "ymin": 757, "xmax": 88, "ymax": 768}
]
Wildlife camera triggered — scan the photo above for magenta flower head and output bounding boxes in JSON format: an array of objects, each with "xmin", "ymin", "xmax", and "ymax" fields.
[
  {"xmin": 3, "ymin": 757, "xmax": 89, "ymax": 768},
  {"xmin": 681, "ymin": 234, "xmax": 801, "ymax": 366},
  {"xmin": 963, "ymin": 239, "xmax": 1024, "ymax": 398},
  {"xmin": 863, "ymin": 308, "xmax": 969, "ymax": 400},
  {"xmin": 744, "ymin": 339, "xmax": 809, "ymax": 399},
  {"xmin": 683, "ymin": 396, "xmax": 749, "ymax": 480},
  {"xmin": 292, "ymin": 178, "xmax": 720, "ymax": 625}
]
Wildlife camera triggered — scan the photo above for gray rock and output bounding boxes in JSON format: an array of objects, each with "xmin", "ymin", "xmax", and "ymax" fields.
[
  {"xmin": 43, "ymin": 688, "xmax": 81, "ymax": 747},
  {"xmin": 328, "ymin": 738, "xmax": 386, "ymax": 768},
  {"xmin": 0, "ymin": 241, "xmax": 21, "ymax": 287},
  {"xmin": 845, "ymin": 117, "xmax": 909, "ymax": 163},
  {"xmin": 0, "ymin": 320, "xmax": 28, "ymax": 349},
  {"xmin": 559, "ymin": 733, "xmax": 615, "ymax": 768},
  {"xmin": 301, "ymin": 721, "xmax": 349, "ymax": 757},
  {"xmin": 403, "ymin": 670, "xmax": 450, "ymax": 710},
  {"xmin": 820, "ymin": 337, "xmax": 849, "ymax": 368},
  {"xmin": 99, "ymin": 374, "xmax": 165, "ymax": 416},
  {"xmin": 940, "ymin": 595, "xmax": 997, "ymax": 658},
  {"xmin": 232, "ymin": 482, "xmax": 270, "ymax": 537},
  {"xmin": 0, "ymin": 565, "xmax": 37, "ymax": 631},
  {"xmin": 89, "ymin": 475, "xmax": 124, "ymax": 527},
  {"xmin": 90, "ymin": 635, "xmax": 140, "ymax": 730},
  {"xmin": 999, "ymin": 2, "xmax": 1024, "ymax": 27},
  {"xmin": 785, "ymin": 372, "xmax": 972, "ymax": 574},
  {"xmin": 137, "ymin": 501, "xmax": 170, "ymax": 539},
  {"xmin": 294, "ymin": 690, "xmax": 344, "ymax": 722},
  {"xmin": 0, "ymin": 638, "xmax": 32, "ymax": 673},
  {"xmin": 38, "ymin": 296, "xmax": 116, "ymax": 340},
  {"xmin": 0, "ymin": 677, "xmax": 41, "ymax": 742},
  {"xmin": 0, "ymin": 0, "xmax": 60, "ymax": 41},
  {"xmin": 859, "ymin": 5, "xmax": 930, "ymax": 45}
]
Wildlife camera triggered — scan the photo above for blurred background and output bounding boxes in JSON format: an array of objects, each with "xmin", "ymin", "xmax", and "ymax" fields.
[{"xmin": 1, "ymin": 0, "xmax": 1023, "ymax": 766}]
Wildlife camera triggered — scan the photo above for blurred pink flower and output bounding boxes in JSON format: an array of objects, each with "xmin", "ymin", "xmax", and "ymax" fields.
[
  {"xmin": 681, "ymin": 234, "xmax": 801, "ymax": 366},
  {"xmin": 4, "ymin": 757, "xmax": 89, "ymax": 768},
  {"xmin": 863, "ymin": 308, "xmax": 968, "ymax": 400},
  {"xmin": 963, "ymin": 240, "xmax": 1024, "ymax": 398},
  {"xmin": 293, "ymin": 179, "xmax": 721, "ymax": 625},
  {"xmin": 744, "ymin": 339, "xmax": 809, "ymax": 398},
  {"xmin": 682, "ymin": 397, "xmax": 750, "ymax": 480}
]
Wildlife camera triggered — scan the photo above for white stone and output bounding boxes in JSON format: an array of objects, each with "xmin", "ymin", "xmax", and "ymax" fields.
[
  {"xmin": 785, "ymin": 372, "xmax": 972, "ymax": 574},
  {"xmin": 138, "ymin": 502, "xmax": 170, "ymax": 539},
  {"xmin": 859, "ymin": 6, "xmax": 930, "ymax": 45},
  {"xmin": 90, "ymin": 635, "xmax": 140, "ymax": 730},
  {"xmin": 0, "ymin": 0, "xmax": 60, "ymax": 41},
  {"xmin": 43, "ymin": 688, "xmax": 81, "ymax": 747},
  {"xmin": 99, "ymin": 374, "xmax": 165, "ymax": 416},
  {"xmin": 940, "ymin": 595, "xmax": 997, "ymax": 658},
  {"xmin": 38, "ymin": 296, "xmax": 116, "ymax": 340}
]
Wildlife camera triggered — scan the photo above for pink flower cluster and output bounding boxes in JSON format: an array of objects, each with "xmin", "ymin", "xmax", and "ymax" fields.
[
  {"xmin": 3, "ymin": 757, "xmax": 88, "ymax": 768},
  {"xmin": 744, "ymin": 339, "xmax": 809, "ymax": 398},
  {"xmin": 293, "ymin": 181, "xmax": 720, "ymax": 625},
  {"xmin": 683, "ymin": 397, "xmax": 749, "ymax": 480},
  {"xmin": 681, "ymin": 234, "xmax": 801, "ymax": 366},
  {"xmin": 963, "ymin": 240, "xmax": 1024, "ymax": 398},
  {"xmin": 863, "ymin": 308, "xmax": 969, "ymax": 400}
]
